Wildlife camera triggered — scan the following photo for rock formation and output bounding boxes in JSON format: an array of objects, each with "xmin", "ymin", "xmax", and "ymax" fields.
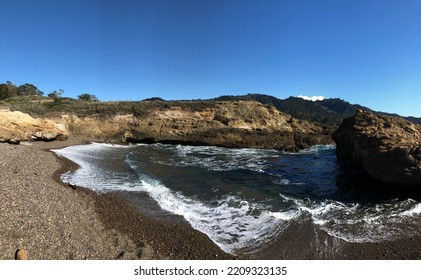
[
  {"xmin": 0, "ymin": 101, "xmax": 332, "ymax": 151},
  {"xmin": 15, "ymin": 249, "xmax": 27, "ymax": 260},
  {"xmin": 332, "ymin": 110, "xmax": 421, "ymax": 186},
  {"xmin": 0, "ymin": 109, "xmax": 68, "ymax": 143},
  {"xmin": 64, "ymin": 101, "xmax": 332, "ymax": 151}
]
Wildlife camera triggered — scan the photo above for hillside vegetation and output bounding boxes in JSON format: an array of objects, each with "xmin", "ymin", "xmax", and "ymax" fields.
[
  {"xmin": 2, "ymin": 81, "xmax": 419, "ymax": 126},
  {"xmin": 0, "ymin": 92, "xmax": 218, "ymax": 119}
]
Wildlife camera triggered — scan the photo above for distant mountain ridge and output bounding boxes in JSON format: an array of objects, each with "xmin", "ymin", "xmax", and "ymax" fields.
[{"xmin": 214, "ymin": 94, "xmax": 421, "ymax": 126}]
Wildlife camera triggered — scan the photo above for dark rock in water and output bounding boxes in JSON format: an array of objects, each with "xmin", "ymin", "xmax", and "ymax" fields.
[{"xmin": 332, "ymin": 110, "xmax": 421, "ymax": 187}]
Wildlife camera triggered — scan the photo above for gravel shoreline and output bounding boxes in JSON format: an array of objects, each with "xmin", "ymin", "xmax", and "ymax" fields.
[
  {"xmin": 0, "ymin": 137, "xmax": 232, "ymax": 260},
  {"xmin": 0, "ymin": 139, "xmax": 139, "ymax": 259}
]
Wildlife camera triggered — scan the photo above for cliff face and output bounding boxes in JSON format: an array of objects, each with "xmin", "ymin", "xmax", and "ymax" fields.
[
  {"xmin": 333, "ymin": 110, "xmax": 421, "ymax": 187},
  {"xmin": 0, "ymin": 101, "xmax": 332, "ymax": 150},
  {"xmin": 64, "ymin": 101, "xmax": 332, "ymax": 151},
  {"xmin": 0, "ymin": 108, "xmax": 68, "ymax": 143}
]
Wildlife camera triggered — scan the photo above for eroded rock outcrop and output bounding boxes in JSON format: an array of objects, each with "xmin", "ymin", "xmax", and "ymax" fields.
[
  {"xmin": 0, "ymin": 109, "xmax": 68, "ymax": 143},
  {"xmin": 0, "ymin": 101, "xmax": 332, "ymax": 150},
  {"xmin": 65, "ymin": 101, "xmax": 332, "ymax": 151},
  {"xmin": 332, "ymin": 110, "xmax": 421, "ymax": 186}
]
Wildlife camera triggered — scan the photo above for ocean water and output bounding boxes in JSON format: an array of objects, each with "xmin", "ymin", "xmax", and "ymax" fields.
[{"xmin": 53, "ymin": 143, "xmax": 421, "ymax": 255}]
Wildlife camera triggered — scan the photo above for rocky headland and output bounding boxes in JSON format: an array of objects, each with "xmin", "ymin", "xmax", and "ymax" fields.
[
  {"xmin": 333, "ymin": 110, "xmax": 421, "ymax": 187},
  {"xmin": 1, "ymin": 100, "xmax": 332, "ymax": 151}
]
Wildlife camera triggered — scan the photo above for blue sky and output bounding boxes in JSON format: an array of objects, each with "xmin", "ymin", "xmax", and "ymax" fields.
[{"xmin": 1, "ymin": 0, "xmax": 420, "ymax": 117}]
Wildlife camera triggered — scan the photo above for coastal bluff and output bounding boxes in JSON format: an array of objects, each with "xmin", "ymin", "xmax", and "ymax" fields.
[
  {"xmin": 0, "ymin": 108, "xmax": 68, "ymax": 143},
  {"xmin": 64, "ymin": 100, "xmax": 332, "ymax": 151},
  {"xmin": 0, "ymin": 101, "xmax": 331, "ymax": 150},
  {"xmin": 333, "ymin": 110, "xmax": 421, "ymax": 187}
]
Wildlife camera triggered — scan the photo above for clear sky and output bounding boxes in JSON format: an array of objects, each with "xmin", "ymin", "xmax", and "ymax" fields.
[{"xmin": 1, "ymin": 0, "xmax": 420, "ymax": 117}]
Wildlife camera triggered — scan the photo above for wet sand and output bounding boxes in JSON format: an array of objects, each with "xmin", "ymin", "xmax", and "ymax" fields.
[{"xmin": 1, "ymin": 137, "xmax": 420, "ymax": 259}]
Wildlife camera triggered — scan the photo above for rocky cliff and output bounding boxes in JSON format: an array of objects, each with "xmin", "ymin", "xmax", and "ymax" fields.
[
  {"xmin": 0, "ymin": 108, "xmax": 68, "ymax": 143},
  {"xmin": 0, "ymin": 101, "xmax": 332, "ymax": 150},
  {"xmin": 332, "ymin": 110, "xmax": 421, "ymax": 187},
  {"xmin": 64, "ymin": 101, "xmax": 332, "ymax": 151}
]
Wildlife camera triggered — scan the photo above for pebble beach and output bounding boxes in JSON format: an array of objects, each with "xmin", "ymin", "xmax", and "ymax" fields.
[{"xmin": 0, "ymin": 138, "xmax": 231, "ymax": 260}]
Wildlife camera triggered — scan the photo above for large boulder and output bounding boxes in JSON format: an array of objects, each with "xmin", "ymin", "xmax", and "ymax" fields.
[
  {"xmin": 0, "ymin": 109, "xmax": 68, "ymax": 143},
  {"xmin": 332, "ymin": 110, "xmax": 421, "ymax": 186}
]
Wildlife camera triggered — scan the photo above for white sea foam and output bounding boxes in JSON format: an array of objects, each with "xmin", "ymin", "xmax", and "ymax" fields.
[
  {"xmin": 276, "ymin": 193, "xmax": 421, "ymax": 243},
  {"xmin": 124, "ymin": 154, "xmax": 294, "ymax": 253},
  {"xmin": 300, "ymin": 144, "xmax": 336, "ymax": 153},
  {"xmin": 401, "ymin": 202, "xmax": 421, "ymax": 216},
  {"xmin": 90, "ymin": 142, "xmax": 135, "ymax": 148},
  {"xmin": 272, "ymin": 177, "xmax": 305, "ymax": 186},
  {"xmin": 171, "ymin": 144, "xmax": 278, "ymax": 172},
  {"xmin": 281, "ymin": 144, "xmax": 336, "ymax": 155},
  {"xmin": 291, "ymin": 145, "xmax": 336, "ymax": 154},
  {"xmin": 269, "ymin": 210, "xmax": 300, "ymax": 220},
  {"xmin": 52, "ymin": 143, "xmax": 142, "ymax": 192}
]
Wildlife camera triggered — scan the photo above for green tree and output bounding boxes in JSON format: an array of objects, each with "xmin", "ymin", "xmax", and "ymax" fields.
[
  {"xmin": 77, "ymin": 93, "xmax": 99, "ymax": 102},
  {"xmin": 0, "ymin": 81, "xmax": 18, "ymax": 99},
  {"xmin": 0, "ymin": 84, "xmax": 8, "ymax": 99},
  {"xmin": 17, "ymin": 83, "xmax": 44, "ymax": 96},
  {"xmin": 48, "ymin": 89, "xmax": 64, "ymax": 99}
]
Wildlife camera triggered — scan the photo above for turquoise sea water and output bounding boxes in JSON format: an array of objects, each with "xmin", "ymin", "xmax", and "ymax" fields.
[{"xmin": 53, "ymin": 143, "xmax": 421, "ymax": 255}]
